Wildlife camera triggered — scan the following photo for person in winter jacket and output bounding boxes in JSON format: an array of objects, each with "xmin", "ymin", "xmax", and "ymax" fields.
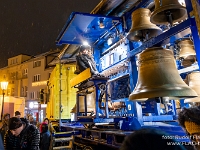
[
  {"xmin": 74, "ymin": 45, "xmax": 99, "ymax": 75},
  {"xmin": 43, "ymin": 118, "xmax": 55, "ymax": 134},
  {"xmin": 14, "ymin": 111, "xmax": 21, "ymax": 118},
  {"xmin": 39, "ymin": 122, "xmax": 51, "ymax": 150},
  {"xmin": 0, "ymin": 113, "xmax": 10, "ymax": 142},
  {"xmin": 178, "ymin": 106, "xmax": 200, "ymax": 150},
  {"xmin": 4, "ymin": 117, "xmax": 40, "ymax": 150}
]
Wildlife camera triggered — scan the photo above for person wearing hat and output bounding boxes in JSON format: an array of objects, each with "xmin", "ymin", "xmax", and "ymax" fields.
[
  {"xmin": 178, "ymin": 106, "xmax": 200, "ymax": 150},
  {"xmin": 15, "ymin": 111, "xmax": 21, "ymax": 118},
  {"xmin": 74, "ymin": 45, "xmax": 100, "ymax": 76},
  {"xmin": 4, "ymin": 117, "xmax": 40, "ymax": 150},
  {"xmin": 39, "ymin": 122, "xmax": 51, "ymax": 150}
]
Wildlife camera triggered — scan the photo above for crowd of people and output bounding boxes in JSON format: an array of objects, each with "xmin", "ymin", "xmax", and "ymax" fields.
[
  {"xmin": 0, "ymin": 106, "xmax": 199, "ymax": 150},
  {"xmin": 0, "ymin": 111, "xmax": 55, "ymax": 150}
]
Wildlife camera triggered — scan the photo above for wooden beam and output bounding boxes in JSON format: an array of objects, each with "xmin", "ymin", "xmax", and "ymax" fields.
[{"xmin": 70, "ymin": 68, "xmax": 91, "ymax": 87}]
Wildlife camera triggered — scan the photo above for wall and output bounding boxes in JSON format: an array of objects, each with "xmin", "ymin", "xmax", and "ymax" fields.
[{"xmin": 47, "ymin": 63, "xmax": 77, "ymax": 120}]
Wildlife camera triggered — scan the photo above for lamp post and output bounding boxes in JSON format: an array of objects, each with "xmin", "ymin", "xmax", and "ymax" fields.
[{"xmin": 1, "ymin": 81, "xmax": 8, "ymax": 120}]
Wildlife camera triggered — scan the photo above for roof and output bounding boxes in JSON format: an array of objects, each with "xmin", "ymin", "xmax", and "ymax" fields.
[{"xmin": 55, "ymin": 0, "xmax": 155, "ymax": 59}]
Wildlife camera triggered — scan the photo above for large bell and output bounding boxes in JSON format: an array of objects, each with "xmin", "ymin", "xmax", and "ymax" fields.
[
  {"xmin": 127, "ymin": 8, "xmax": 162, "ymax": 42},
  {"xmin": 184, "ymin": 72, "xmax": 200, "ymax": 103},
  {"xmin": 129, "ymin": 47, "xmax": 198, "ymax": 101},
  {"xmin": 181, "ymin": 55, "xmax": 196, "ymax": 67},
  {"xmin": 178, "ymin": 39, "xmax": 196, "ymax": 58},
  {"xmin": 150, "ymin": 0, "xmax": 187, "ymax": 26}
]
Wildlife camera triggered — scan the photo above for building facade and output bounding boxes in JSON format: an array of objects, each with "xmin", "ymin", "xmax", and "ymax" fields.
[{"xmin": 0, "ymin": 49, "xmax": 60, "ymax": 121}]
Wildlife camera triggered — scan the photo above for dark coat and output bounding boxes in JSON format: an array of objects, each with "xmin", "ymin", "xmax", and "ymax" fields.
[
  {"xmin": 75, "ymin": 53, "xmax": 98, "ymax": 75},
  {"xmin": 40, "ymin": 131, "xmax": 51, "ymax": 150},
  {"xmin": 4, "ymin": 123, "xmax": 40, "ymax": 150},
  {"xmin": 0, "ymin": 114, "xmax": 10, "ymax": 141},
  {"xmin": 0, "ymin": 134, "xmax": 4, "ymax": 150},
  {"xmin": 0, "ymin": 120, "xmax": 9, "ymax": 141}
]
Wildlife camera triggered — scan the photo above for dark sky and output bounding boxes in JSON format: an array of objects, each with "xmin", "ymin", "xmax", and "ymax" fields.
[{"xmin": 0, "ymin": 0, "xmax": 100, "ymax": 68}]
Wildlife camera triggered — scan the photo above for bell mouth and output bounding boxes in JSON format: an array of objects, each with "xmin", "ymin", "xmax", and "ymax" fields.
[
  {"xmin": 127, "ymin": 28, "xmax": 162, "ymax": 42},
  {"xmin": 150, "ymin": 5, "xmax": 187, "ymax": 25},
  {"xmin": 184, "ymin": 98, "xmax": 200, "ymax": 103},
  {"xmin": 129, "ymin": 84, "xmax": 198, "ymax": 101}
]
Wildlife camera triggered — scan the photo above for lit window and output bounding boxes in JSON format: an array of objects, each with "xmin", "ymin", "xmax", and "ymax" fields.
[{"xmin": 23, "ymin": 69, "xmax": 28, "ymax": 77}]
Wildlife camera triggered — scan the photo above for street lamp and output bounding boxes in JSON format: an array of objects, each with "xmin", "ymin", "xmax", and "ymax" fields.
[{"xmin": 1, "ymin": 81, "xmax": 8, "ymax": 120}]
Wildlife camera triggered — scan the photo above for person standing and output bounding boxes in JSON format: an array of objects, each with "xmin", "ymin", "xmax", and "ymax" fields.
[
  {"xmin": 4, "ymin": 117, "xmax": 40, "ymax": 150},
  {"xmin": 14, "ymin": 111, "xmax": 21, "ymax": 118},
  {"xmin": 28, "ymin": 115, "xmax": 37, "ymax": 126},
  {"xmin": 178, "ymin": 106, "xmax": 200, "ymax": 150},
  {"xmin": 43, "ymin": 118, "xmax": 55, "ymax": 134},
  {"xmin": 39, "ymin": 122, "xmax": 51, "ymax": 150},
  {"xmin": 0, "ymin": 113, "xmax": 10, "ymax": 141}
]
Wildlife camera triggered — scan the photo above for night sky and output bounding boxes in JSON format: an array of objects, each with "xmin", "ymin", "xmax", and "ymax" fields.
[{"xmin": 0, "ymin": 0, "xmax": 100, "ymax": 68}]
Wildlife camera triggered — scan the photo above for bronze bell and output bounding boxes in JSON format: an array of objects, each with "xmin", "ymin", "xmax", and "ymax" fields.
[
  {"xmin": 127, "ymin": 8, "xmax": 162, "ymax": 42},
  {"xmin": 181, "ymin": 55, "xmax": 196, "ymax": 68},
  {"xmin": 150, "ymin": 0, "xmax": 187, "ymax": 26},
  {"xmin": 129, "ymin": 47, "xmax": 198, "ymax": 101},
  {"xmin": 178, "ymin": 39, "xmax": 196, "ymax": 58},
  {"xmin": 184, "ymin": 72, "xmax": 200, "ymax": 103}
]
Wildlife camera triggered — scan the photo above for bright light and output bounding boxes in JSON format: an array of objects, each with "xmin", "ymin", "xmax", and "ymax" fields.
[
  {"xmin": 178, "ymin": 0, "xmax": 185, "ymax": 6},
  {"xmin": 99, "ymin": 18, "xmax": 105, "ymax": 29},
  {"xmin": 41, "ymin": 104, "xmax": 47, "ymax": 108},
  {"xmin": 107, "ymin": 38, "xmax": 113, "ymax": 45},
  {"xmin": 1, "ymin": 81, "xmax": 8, "ymax": 90},
  {"xmin": 99, "ymin": 22, "xmax": 105, "ymax": 29},
  {"xmin": 83, "ymin": 41, "xmax": 89, "ymax": 46},
  {"xmin": 29, "ymin": 102, "xmax": 47, "ymax": 109},
  {"xmin": 29, "ymin": 102, "xmax": 34, "ymax": 109}
]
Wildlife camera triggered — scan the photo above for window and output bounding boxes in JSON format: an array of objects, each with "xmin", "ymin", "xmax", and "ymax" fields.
[
  {"xmin": 22, "ymin": 87, "xmax": 24, "ymax": 96},
  {"xmin": 7, "ymin": 89, "xmax": 11, "ymax": 96},
  {"xmin": 34, "ymin": 92, "xmax": 37, "ymax": 99},
  {"xmin": 33, "ymin": 60, "xmax": 41, "ymax": 68},
  {"xmin": 33, "ymin": 74, "xmax": 41, "ymax": 82},
  {"xmin": 10, "ymin": 72, "xmax": 16, "ymax": 79},
  {"xmin": 25, "ymin": 86, "xmax": 28, "ymax": 97},
  {"xmin": 30, "ymin": 92, "xmax": 33, "ymax": 99},
  {"xmin": 110, "ymin": 53, "xmax": 114, "ymax": 65},
  {"xmin": 11, "ymin": 88, "xmax": 14, "ymax": 96},
  {"xmin": 37, "ymin": 91, "xmax": 39, "ymax": 99},
  {"xmin": 23, "ymin": 69, "xmax": 28, "ymax": 77},
  {"xmin": 30, "ymin": 91, "xmax": 39, "ymax": 99}
]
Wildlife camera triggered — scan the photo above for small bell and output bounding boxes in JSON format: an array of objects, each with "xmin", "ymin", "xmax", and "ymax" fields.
[{"xmin": 127, "ymin": 8, "xmax": 162, "ymax": 42}]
